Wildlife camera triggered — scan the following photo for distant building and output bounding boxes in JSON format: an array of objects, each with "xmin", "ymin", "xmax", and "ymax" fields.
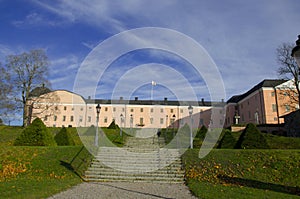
[{"xmin": 30, "ymin": 90, "xmax": 216, "ymax": 128}]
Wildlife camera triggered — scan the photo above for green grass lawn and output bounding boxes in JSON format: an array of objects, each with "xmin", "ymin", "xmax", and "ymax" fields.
[
  {"xmin": 0, "ymin": 125, "xmax": 128, "ymax": 198},
  {"xmin": 183, "ymin": 149, "xmax": 300, "ymax": 199},
  {"xmin": 0, "ymin": 146, "xmax": 89, "ymax": 198}
]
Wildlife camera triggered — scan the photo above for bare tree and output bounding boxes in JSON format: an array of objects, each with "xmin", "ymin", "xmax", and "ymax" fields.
[
  {"xmin": 0, "ymin": 63, "xmax": 14, "ymax": 123},
  {"xmin": 277, "ymin": 43, "xmax": 300, "ymax": 109},
  {"xmin": 5, "ymin": 49, "xmax": 50, "ymax": 127}
]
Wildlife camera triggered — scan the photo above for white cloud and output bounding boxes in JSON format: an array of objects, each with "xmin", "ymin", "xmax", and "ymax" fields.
[{"xmin": 33, "ymin": 0, "xmax": 300, "ymax": 100}]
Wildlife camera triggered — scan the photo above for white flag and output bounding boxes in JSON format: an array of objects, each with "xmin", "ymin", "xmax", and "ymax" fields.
[{"xmin": 151, "ymin": 81, "xmax": 157, "ymax": 86}]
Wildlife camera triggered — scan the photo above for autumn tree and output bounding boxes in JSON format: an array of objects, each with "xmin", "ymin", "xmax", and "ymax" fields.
[
  {"xmin": 5, "ymin": 49, "xmax": 50, "ymax": 127},
  {"xmin": 276, "ymin": 43, "xmax": 300, "ymax": 108}
]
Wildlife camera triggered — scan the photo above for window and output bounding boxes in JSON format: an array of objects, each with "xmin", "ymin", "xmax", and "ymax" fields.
[
  {"xmin": 150, "ymin": 118, "xmax": 154, "ymax": 124},
  {"xmin": 80, "ymin": 107, "xmax": 83, "ymax": 111},
  {"xmin": 54, "ymin": 116, "xmax": 57, "ymax": 121},
  {"xmin": 104, "ymin": 117, "xmax": 108, "ymax": 123},
  {"xmin": 44, "ymin": 116, "xmax": 47, "ymax": 121},
  {"xmin": 63, "ymin": 116, "xmax": 66, "ymax": 122},
  {"xmin": 285, "ymin": 104, "xmax": 290, "ymax": 112},
  {"xmin": 140, "ymin": 117, "xmax": 144, "ymax": 125},
  {"xmin": 89, "ymin": 107, "xmax": 92, "ymax": 110},
  {"xmin": 271, "ymin": 92, "xmax": 275, "ymax": 97},
  {"xmin": 70, "ymin": 116, "xmax": 74, "ymax": 122},
  {"xmin": 160, "ymin": 118, "xmax": 164, "ymax": 124},
  {"xmin": 105, "ymin": 107, "xmax": 108, "ymax": 111},
  {"xmin": 55, "ymin": 106, "xmax": 58, "ymax": 111},
  {"xmin": 64, "ymin": 106, "xmax": 67, "ymax": 111},
  {"xmin": 113, "ymin": 107, "xmax": 116, "ymax": 112},
  {"xmin": 140, "ymin": 108, "xmax": 143, "ymax": 112},
  {"xmin": 88, "ymin": 116, "xmax": 91, "ymax": 122},
  {"xmin": 272, "ymin": 104, "xmax": 277, "ymax": 112},
  {"xmin": 151, "ymin": 108, "xmax": 154, "ymax": 113},
  {"xmin": 180, "ymin": 109, "xmax": 183, "ymax": 113},
  {"xmin": 130, "ymin": 108, "xmax": 134, "ymax": 112},
  {"xmin": 122, "ymin": 108, "xmax": 125, "ymax": 112},
  {"xmin": 170, "ymin": 109, "xmax": 173, "ymax": 113},
  {"xmin": 199, "ymin": 119, "xmax": 204, "ymax": 125},
  {"xmin": 79, "ymin": 116, "xmax": 83, "ymax": 123},
  {"xmin": 160, "ymin": 109, "xmax": 164, "ymax": 113},
  {"xmin": 274, "ymin": 117, "xmax": 278, "ymax": 121}
]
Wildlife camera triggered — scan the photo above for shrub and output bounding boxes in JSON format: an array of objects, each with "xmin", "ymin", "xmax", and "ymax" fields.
[
  {"xmin": 217, "ymin": 129, "xmax": 236, "ymax": 149},
  {"xmin": 14, "ymin": 118, "xmax": 56, "ymax": 146},
  {"xmin": 195, "ymin": 126, "xmax": 208, "ymax": 139},
  {"xmin": 54, "ymin": 127, "xmax": 75, "ymax": 146},
  {"xmin": 107, "ymin": 120, "xmax": 119, "ymax": 129},
  {"xmin": 235, "ymin": 123, "xmax": 269, "ymax": 149}
]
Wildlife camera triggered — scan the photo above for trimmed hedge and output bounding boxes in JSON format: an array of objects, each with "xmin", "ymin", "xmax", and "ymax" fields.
[
  {"xmin": 235, "ymin": 123, "xmax": 269, "ymax": 149},
  {"xmin": 217, "ymin": 129, "xmax": 236, "ymax": 149},
  {"xmin": 107, "ymin": 120, "xmax": 119, "ymax": 129},
  {"xmin": 14, "ymin": 118, "xmax": 56, "ymax": 146},
  {"xmin": 195, "ymin": 125, "xmax": 208, "ymax": 139},
  {"xmin": 54, "ymin": 127, "xmax": 75, "ymax": 146}
]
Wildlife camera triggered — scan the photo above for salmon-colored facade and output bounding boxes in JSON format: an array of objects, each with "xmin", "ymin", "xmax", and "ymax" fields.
[
  {"xmin": 30, "ymin": 79, "xmax": 298, "ymax": 129},
  {"xmin": 225, "ymin": 79, "xmax": 298, "ymax": 127}
]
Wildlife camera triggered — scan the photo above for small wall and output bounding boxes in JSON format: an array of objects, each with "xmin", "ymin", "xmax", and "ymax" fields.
[{"xmin": 231, "ymin": 126, "xmax": 246, "ymax": 132}]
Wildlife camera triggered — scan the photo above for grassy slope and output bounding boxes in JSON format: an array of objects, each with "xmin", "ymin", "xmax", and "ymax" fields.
[
  {"xmin": 0, "ymin": 126, "xmax": 127, "ymax": 198},
  {"xmin": 0, "ymin": 146, "xmax": 84, "ymax": 198},
  {"xmin": 183, "ymin": 149, "xmax": 300, "ymax": 199}
]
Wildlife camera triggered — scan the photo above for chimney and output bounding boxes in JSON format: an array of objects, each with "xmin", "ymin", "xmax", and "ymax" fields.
[
  {"xmin": 135, "ymin": 97, "xmax": 138, "ymax": 101},
  {"xmin": 164, "ymin": 97, "xmax": 168, "ymax": 101},
  {"xmin": 201, "ymin": 98, "xmax": 204, "ymax": 105}
]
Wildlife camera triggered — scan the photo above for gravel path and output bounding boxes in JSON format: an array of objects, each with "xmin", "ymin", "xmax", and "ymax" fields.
[{"xmin": 48, "ymin": 182, "xmax": 197, "ymax": 199}]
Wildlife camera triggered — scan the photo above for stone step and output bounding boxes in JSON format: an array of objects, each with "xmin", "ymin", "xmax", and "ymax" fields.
[
  {"xmin": 86, "ymin": 167, "xmax": 184, "ymax": 174},
  {"xmin": 84, "ymin": 135, "xmax": 184, "ymax": 183},
  {"xmin": 85, "ymin": 170, "xmax": 184, "ymax": 178},
  {"xmin": 84, "ymin": 174, "xmax": 184, "ymax": 182}
]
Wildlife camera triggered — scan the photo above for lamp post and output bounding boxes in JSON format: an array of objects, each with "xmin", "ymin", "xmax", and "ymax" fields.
[
  {"xmin": 95, "ymin": 104, "xmax": 101, "ymax": 147},
  {"xmin": 188, "ymin": 105, "xmax": 193, "ymax": 149},
  {"xmin": 172, "ymin": 114, "xmax": 176, "ymax": 136},
  {"xmin": 120, "ymin": 113, "xmax": 124, "ymax": 136},
  {"xmin": 291, "ymin": 35, "xmax": 300, "ymax": 68},
  {"xmin": 130, "ymin": 114, "xmax": 133, "ymax": 134}
]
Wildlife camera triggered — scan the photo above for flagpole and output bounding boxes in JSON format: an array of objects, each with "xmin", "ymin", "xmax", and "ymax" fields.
[{"xmin": 151, "ymin": 81, "xmax": 157, "ymax": 101}]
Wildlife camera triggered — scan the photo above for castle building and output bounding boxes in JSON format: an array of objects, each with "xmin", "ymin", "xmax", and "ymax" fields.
[{"xmin": 29, "ymin": 79, "xmax": 298, "ymax": 129}]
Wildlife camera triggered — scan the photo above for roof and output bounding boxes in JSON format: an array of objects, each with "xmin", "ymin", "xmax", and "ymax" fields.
[
  {"xmin": 29, "ymin": 86, "xmax": 52, "ymax": 97},
  {"xmin": 85, "ymin": 98, "xmax": 213, "ymax": 106},
  {"xmin": 227, "ymin": 79, "xmax": 287, "ymax": 103}
]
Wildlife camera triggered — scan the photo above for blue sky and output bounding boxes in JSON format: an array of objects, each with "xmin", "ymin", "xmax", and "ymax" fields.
[{"xmin": 1, "ymin": 0, "xmax": 300, "ymax": 104}]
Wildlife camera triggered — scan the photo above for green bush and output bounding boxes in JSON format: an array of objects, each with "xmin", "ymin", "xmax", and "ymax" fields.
[
  {"xmin": 195, "ymin": 126, "xmax": 208, "ymax": 139},
  {"xmin": 217, "ymin": 129, "xmax": 236, "ymax": 149},
  {"xmin": 54, "ymin": 127, "xmax": 75, "ymax": 146},
  {"xmin": 14, "ymin": 118, "xmax": 56, "ymax": 146},
  {"xmin": 107, "ymin": 120, "xmax": 119, "ymax": 129},
  {"xmin": 235, "ymin": 123, "xmax": 269, "ymax": 149}
]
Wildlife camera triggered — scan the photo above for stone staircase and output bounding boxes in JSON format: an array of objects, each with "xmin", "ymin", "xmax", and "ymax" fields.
[{"xmin": 84, "ymin": 134, "xmax": 184, "ymax": 183}]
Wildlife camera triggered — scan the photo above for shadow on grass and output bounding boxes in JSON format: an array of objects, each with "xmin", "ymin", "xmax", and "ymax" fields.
[{"xmin": 218, "ymin": 175, "xmax": 300, "ymax": 196}]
